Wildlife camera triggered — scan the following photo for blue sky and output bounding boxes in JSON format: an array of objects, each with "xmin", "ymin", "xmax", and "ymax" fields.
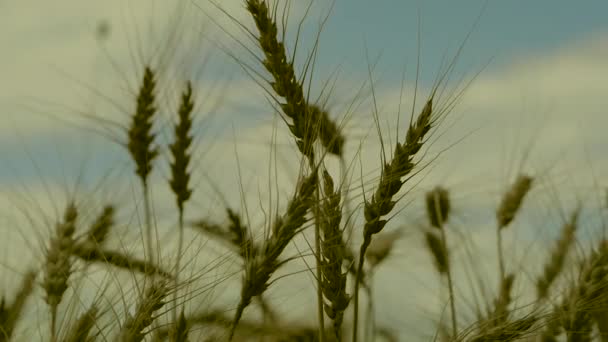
[{"xmin": 2, "ymin": 0, "xmax": 608, "ymax": 340}]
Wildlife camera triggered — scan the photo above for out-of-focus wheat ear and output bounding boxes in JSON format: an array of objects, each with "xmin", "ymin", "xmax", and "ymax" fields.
[
  {"xmin": 85, "ymin": 205, "xmax": 115, "ymax": 247},
  {"xmin": 425, "ymin": 231, "xmax": 449, "ymax": 275},
  {"xmin": 118, "ymin": 280, "xmax": 168, "ymax": 342},
  {"xmin": 536, "ymin": 208, "xmax": 580, "ymax": 300},
  {"xmin": 313, "ymin": 105, "xmax": 346, "ymax": 157},
  {"xmin": 365, "ymin": 230, "xmax": 401, "ymax": 269},
  {"xmin": 127, "ymin": 66, "xmax": 159, "ymax": 186},
  {"xmin": 495, "ymin": 174, "xmax": 533, "ymax": 283},
  {"xmin": 489, "ymin": 273, "xmax": 515, "ymax": 328},
  {"xmin": 0, "ymin": 270, "xmax": 36, "ymax": 341},
  {"xmin": 496, "ymin": 174, "xmax": 533, "ymax": 229},
  {"xmin": 467, "ymin": 315, "xmax": 538, "ymax": 342},
  {"xmin": 127, "ymin": 66, "xmax": 159, "ymax": 266},
  {"xmin": 319, "ymin": 170, "xmax": 350, "ymax": 340},
  {"xmin": 169, "ymin": 81, "xmax": 194, "ymax": 214},
  {"xmin": 72, "ymin": 244, "xmax": 173, "ymax": 279},
  {"xmin": 44, "ymin": 202, "xmax": 77, "ymax": 341},
  {"xmin": 169, "ymin": 309, "xmax": 189, "ymax": 342},
  {"xmin": 226, "ymin": 208, "xmax": 255, "ymax": 259},
  {"xmin": 546, "ymin": 239, "xmax": 607, "ymax": 341},
  {"xmin": 425, "ymin": 186, "xmax": 451, "ymax": 229},
  {"xmin": 169, "ymin": 80, "xmax": 194, "ymax": 324},
  {"xmin": 64, "ymin": 305, "xmax": 98, "ymax": 342},
  {"xmin": 229, "ymin": 170, "xmax": 317, "ymax": 341}
]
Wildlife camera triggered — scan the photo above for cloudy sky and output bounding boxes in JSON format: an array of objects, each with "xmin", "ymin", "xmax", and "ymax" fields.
[{"xmin": 2, "ymin": 0, "xmax": 608, "ymax": 340}]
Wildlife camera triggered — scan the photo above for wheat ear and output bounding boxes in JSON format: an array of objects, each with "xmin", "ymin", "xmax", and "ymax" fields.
[
  {"xmin": 0, "ymin": 270, "xmax": 36, "ymax": 341},
  {"xmin": 536, "ymin": 208, "xmax": 580, "ymax": 300},
  {"xmin": 424, "ymin": 186, "xmax": 457, "ymax": 337},
  {"xmin": 169, "ymin": 80, "xmax": 194, "ymax": 324},
  {"xmin": 118, "ymin": 280, "xmax": 168, "ymax": 342},
  {"xmin": 353, "ymin": 97, "xmax": 434, "ymax": 342},
  {"xmin": 127, "ymin": 66, "xmax": 159, "ymax": 266},
  {"xmin": 64, "ymin": 305, "xmax": 98, "ymax": 342},
  {"xmin": 319, "ymin": 170, "xmax": 350, "ymax": 340},
  {"xmin": 495, "ymin": 174, "xmax": 533, "ymax": 283},
  {"xmin": 44, "ymin": 202, "xmax": 77, "ymax": 342},
  {"xmin": 229, "ymin": 170, "xmax": 317, "ymax": 341}
]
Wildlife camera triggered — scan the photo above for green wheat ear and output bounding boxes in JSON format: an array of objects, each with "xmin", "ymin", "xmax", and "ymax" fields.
[{"xmin": 127, "ymin": 66, "xmax": 159, "ymax": 186}]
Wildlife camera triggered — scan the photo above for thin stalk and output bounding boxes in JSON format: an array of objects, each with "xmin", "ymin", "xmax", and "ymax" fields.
[
  {"xmin": 438, "ymin": 227, "xmax": 457, "ymax": 337},
  {"xmin": 173, "ymin": 211, "xmax": 185, "ymax": 323},
  {"xmin": 352, "ymin": 237, "xmax": 371, "ymax": 342},
  {"xmin": 314, "ymin": 184, "xmax": 326, "ymax": 342},
  {"xmin": 497, "ymin": 228, "xmax": 505, "ymax": 285},
  {"xmin": 142, "ymin": 182, "xmax": 155, "ymax": 272}
]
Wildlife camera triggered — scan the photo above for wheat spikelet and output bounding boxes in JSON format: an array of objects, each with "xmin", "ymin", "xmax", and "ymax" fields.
[
  {"xmin": 319, "ymin": 170, "xmax": 349, "ymax": 340},
  {"xmin": 536, "ymin": 208, "xmax": 580, "ymax": 300},
  {"xmin": 230, "ymin": 170, "xmax": 317, "ymax": 340},
  {"xmin": 496, "ymin": 174, "xmax": 533, "ymax": 229},
  {"xmin": 64, "ymin": 305, "xmax": 98, "ymax": 342},
  {"xmin": 118, "ymin": 281, "xmax": 168, "ymax": 342},
  {"xmin": 0, "ymin": 270, "xmax": 36, "ymax": 341}
]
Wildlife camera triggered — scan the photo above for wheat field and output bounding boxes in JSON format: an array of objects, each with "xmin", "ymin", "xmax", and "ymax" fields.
[{"xmin": 2, "ymin": 0, "xmax": 608, "ymax": 341}]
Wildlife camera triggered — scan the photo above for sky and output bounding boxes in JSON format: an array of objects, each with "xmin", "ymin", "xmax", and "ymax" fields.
[{"xmin": 1, "ymin": 0, "xmax": 608, "ymax": 340}]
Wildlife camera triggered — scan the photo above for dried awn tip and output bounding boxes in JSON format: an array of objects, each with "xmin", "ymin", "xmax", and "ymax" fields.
[
  {"xmin": 425, "ymin": 186, "xmax": 451, "ymax": 228},
  {"xmin": 496, "ymin": 174, "xmax": 533, "ymax": 229}
]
